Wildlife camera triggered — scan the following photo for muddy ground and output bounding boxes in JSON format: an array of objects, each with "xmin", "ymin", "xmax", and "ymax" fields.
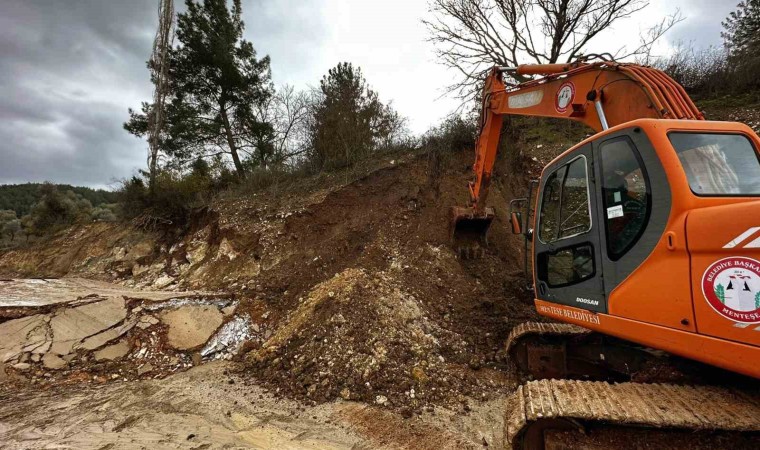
[
  {"xmin": 0, "ymin": 361, "xmax": 505, "ymax": 449},
  {"xmin": 0, "ymin": 278, "xmax": 506, "ymax": 449}
]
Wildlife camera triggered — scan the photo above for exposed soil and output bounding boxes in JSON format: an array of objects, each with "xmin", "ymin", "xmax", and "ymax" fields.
[
  {"xmin": 0, "ymin": 149, "xmax": 544, "ymax": 415},
  {"xmin": 0, "ymin": 361, "xmax": 506, "ymax": 449}
]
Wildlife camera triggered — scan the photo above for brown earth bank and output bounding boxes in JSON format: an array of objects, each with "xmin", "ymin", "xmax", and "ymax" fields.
[{"xmin": 0, "ymin": 148, "xmax": 544, "ymax": 416}]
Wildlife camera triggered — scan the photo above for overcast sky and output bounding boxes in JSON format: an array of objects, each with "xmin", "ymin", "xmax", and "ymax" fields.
[{"xmin": 0, "ymin": 0, "xmax": 739, "ymax": 188}]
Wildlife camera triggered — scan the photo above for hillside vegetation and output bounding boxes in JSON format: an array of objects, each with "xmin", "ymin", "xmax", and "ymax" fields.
[{"xmin": 0, "ymin": 184, "xmax": 116, "ymax": 217}]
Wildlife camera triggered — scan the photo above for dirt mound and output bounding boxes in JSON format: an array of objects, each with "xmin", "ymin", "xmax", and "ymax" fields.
[{"xmin": 227, "ymin": 150, "xmax": 542, "ymax": 411}]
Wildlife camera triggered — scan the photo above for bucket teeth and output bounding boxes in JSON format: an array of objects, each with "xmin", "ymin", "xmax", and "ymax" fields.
[{"xmin": 450, "ymin": 206, "xmax": 495, "ymax": 259}]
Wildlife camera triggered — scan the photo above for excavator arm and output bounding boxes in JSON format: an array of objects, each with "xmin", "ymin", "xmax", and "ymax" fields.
[{"xmin": 452, "ymin": 60, "xmax": 704, "ymax": 245}]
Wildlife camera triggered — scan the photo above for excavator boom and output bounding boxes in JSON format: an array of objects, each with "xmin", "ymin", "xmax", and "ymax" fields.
[{"xmin": 451, "ymin": 60, "xmax": 704, "ymax": 246}]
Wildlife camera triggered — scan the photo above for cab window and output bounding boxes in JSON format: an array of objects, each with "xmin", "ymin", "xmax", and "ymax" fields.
[
  {"xmin": 600, "ymin": 137, "xmax": 650, "ymax": 260},
  {"xmin": 669, "ymin": 132, "xmax": 760, "ymax": 196},
  {"xmin": 538, "ymin": 156, "xmax": 592, "ymax": 243},
  {"xmin": 538, "ymin": 244, "xmax": 595, "ymax": 287}
]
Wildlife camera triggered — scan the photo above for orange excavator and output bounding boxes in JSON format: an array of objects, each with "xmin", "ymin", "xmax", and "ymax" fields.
[{"xmin": 452, "ymin": 57, "xmax": 760, "ymax": 448}]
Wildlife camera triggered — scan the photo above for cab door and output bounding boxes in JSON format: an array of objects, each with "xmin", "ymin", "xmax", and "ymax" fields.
[{"xmin": 533, "ymin": 144, "xmax": 607, "ymax": 313}]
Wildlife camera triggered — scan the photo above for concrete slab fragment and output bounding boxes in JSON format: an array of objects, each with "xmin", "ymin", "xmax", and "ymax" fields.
[
  {"xmin": 49, "ymin": 297, "xmax": 127, "ymax": 356},
  {"xmin": 161, "ymin": 306, "xmax": 224, "ymax": 350},
  {"xmin": 77, "ymin": 317, "xmax": 137, "ymax": 351},
  {"xmin": 0, "ymin": 315, "xmax": 50, "ymax": 362},
  {"xmin": 42, "ymin": 353, "xmax": 67, "ymax": 370},
  {"xmin": 94, "ymin": 341, "xmax": 131, "ymax": 361}
]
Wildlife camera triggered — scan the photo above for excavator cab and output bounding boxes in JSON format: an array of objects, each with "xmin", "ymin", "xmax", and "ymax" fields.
[{"xmin": 512, "ymin": 118, "xmax": 760, "ymax": 377}]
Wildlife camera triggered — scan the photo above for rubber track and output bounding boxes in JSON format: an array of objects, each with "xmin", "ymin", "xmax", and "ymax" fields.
[
  {"xmin": 505, "ymin": 379, "xmax": 760, "ymax": 449},
  {"xmin": 505, "ymin": 322, "xmax": 591, "ymax": 353}
]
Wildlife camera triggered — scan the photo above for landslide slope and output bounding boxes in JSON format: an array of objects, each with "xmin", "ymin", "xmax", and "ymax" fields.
[{"xmin": 0, "ymin": 148, "xmax": 542, "ymax": 411}]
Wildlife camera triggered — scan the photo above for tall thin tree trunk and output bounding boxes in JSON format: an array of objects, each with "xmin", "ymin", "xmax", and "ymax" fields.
[
  {"xmin": 219, "ymin": 106, "xmax": 245, "ymax": 177},
  {"xmin": 148, "ymin": 0, "xmax": 175, "ymax": 192}
]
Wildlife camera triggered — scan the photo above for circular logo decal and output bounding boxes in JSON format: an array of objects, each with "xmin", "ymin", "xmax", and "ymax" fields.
[
  {"xmin": 555, "ymin": 82, "xmax": 575, "ymax": 113},
  {"xmin": 702, "ymin": 257, "xmax": 760, "ymax": 323}
]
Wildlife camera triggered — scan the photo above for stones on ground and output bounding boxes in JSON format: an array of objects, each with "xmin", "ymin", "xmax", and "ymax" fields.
[
  {"xmin": 12, "ymin": 362, "xmax": 30, "ymax": 371},
  {"xmin": 412, "ymin": 366, "xmax": 429, "ymax": 383},
  {"xmin": 161, "ymin": 305, "xmax": 223, "ymax": 350},
  {"xmin": 137, "ymin": 314, "xmax": 160, "ymax": 330},
  {"xmin": 137, "ymin": 362, "xmax": 153, "ymax": 376},
  {"xmin": 153, "ymin": 274, "xmax": 175, "ymax": 289},
  {"xmin": 94, "ymin": 340, "xmax": 131, "ymax": 361},
  {"xmin": 42, "ymin": 353, "xmax": 67, "ymax": 370},
  {"xmin": 217, "ymin": 238, "xmax": 239, "ymax": 261},
  {"xmin": 49, "ymin": 297, "xmax": 127, "ymax": 356}
]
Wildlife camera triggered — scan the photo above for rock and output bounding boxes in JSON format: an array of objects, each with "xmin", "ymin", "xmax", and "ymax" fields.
[
  {"xmin": 128, "ymin": 241, "xmax": 154, "ymax": 260},
  {"xmin": 186, "ymin": 241, "xmax": 209, "ymax": 265},
  {"xmin": 132, "ymin": 264, "xmax": 149, "ymax": 276},
  {"xmin": 132, "ymin": 306, "xmax": 143, "ymax": 313},
  {"xmin": 375, "ymin": 395, "xmax": 388, "ymax": 406},
  {"xmin": 221, "ymin": 305, "xmax": 235, "ymax": 317},
  {"xmin": 153, "ymin": 275, "xmax": 175, "ymax": 289},
  {"xmin": 94, "ymin": 340, "xmax": 131, "ymax": 361},
  {"xmin": 49, "ymin": 297, "xmax": 127, "ymax": 356},
  {"xmin": 77, "ymin": 317, "xmax": 137, "ymax": 351},
  {"xmin": 12, "ymin": 362, "xmax": 30, "ymax": 371},
  {"xmin": 31, "ymin": 354, "xmax": 41, "ymax": 362},
  {"xmin": 217, "ymin": 238, "xmax": 239, "ymax": 261},
  {"xmin": 0, "ymin": 362, "xmax": 7, "ymax": 382},
  {"xmin": 42, "ymin": 353, "xmax": 68, "ymax": 370},
  {"xmin": 137, "ymin": 314, "xmax": 160, "ymax": 330},
  {"xmin": 0, "ymin": 314, "xmax": 50, "ymax": 362},
  {"xmin": 340, "ymin": 388, "xmax": 351, "ymax": 400},
  {"xmin": 160, "ymin": 305, "xmax": 224, "ymax": 350},
  {"xmin": 62, "ymin": 354, "xmax": 76, "ymax": 362},
  {"xmin": 113, "ymin": 247, "xmax": 127, "ymax": 261},
  {"xmin": 412, "ymin": 366, "xmax": 429, "ymax": 383},
  {"xmin": 137, "ymin": 362, "xmax": 153, "ymax": 376},
  {"xmin": 191, "ymin": 352, "xmax": 202, "ymax": 366}
]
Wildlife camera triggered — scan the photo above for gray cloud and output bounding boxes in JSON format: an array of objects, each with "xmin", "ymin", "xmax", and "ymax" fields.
[
  {"xmin": 667, "ymin": 0, "xmax": 738, "ymax": 47},
  {"xmin": 0, "ymin": 0, "xmax": 329, "ymax": 189}
]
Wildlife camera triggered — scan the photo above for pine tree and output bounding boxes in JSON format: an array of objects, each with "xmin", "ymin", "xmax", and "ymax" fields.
[
  {"xmin": 715, "ymin": 284, "xmax": 726, "ymax": 304},
  {"xmin": 722, "ymin": 0, "xmax": 760, "ymax": 54},
  {"xmin": 308, "ymin": 63, "xmax": 403, "ymax": 169},
  {"xmin": 126, "ymin": 0, "xmax": 274, "ymax": 177}
]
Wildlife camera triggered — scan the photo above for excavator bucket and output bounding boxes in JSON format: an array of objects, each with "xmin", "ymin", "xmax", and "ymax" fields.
[{"xmin": 450, "ymin": 206, "xmax": 495, "ymax": 258}]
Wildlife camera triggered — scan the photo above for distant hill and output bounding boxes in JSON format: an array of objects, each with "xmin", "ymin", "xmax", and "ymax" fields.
[{"xmin": 0, "ymin": 183, "xmax": 117, "ymax": 217}]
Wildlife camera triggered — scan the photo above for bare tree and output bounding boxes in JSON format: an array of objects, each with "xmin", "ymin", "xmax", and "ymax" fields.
[
  {"xmin": 250, "ymin": 85, "xmax": 313, "ymax": 168},
  {"xmin": 424, "ymin": 0, "xmax": 683, "ymax": 102},
  {"xmin": 148, "ymin": 0, "xmax": 175, "ymax": 190}
]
